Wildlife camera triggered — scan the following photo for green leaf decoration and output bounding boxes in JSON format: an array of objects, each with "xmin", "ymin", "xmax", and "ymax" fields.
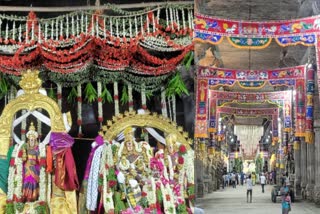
[
  {"xmin": 48, "ymin": 87, "xmax": 56, "ymax": 101},
  {"xmin": 67, "ymin": 87, "xmax": 77, "ymax": 104},
  {"xmin": 146, "ymin": 91, "xmax": 153, "ymax": 100},
  {"xmin": 0, "ymin": 75, "xmax": 9, "ymax": 100},
  {"xmin": 120, "ymin": 85, "xmax": 129, "ymax": 105},
  {"xmin": 84, "ymin": 82, "xmax": 98, "ymax": 103},
  {"xmin": 185, "ymin": 51, "xmax": 194, "ymax": 70},
  {"xmin": 101, "ymin": 84, "xmax": 113, "ymax": 103},
  {"xmin": 165, "ymin": 72, "xmax": 189, "ymax": 97}
]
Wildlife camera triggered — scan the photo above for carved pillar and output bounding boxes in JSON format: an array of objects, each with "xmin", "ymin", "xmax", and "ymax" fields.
[
  {"xmin": 306, "ymin": 142, "xmax": 315, "ymax": 201},
  {"xmin": 300, "ymin": 139, "xmax": 307, "ymax": 199},
  {"xmin": 294, "ymin": 139, "xmax": 301, "ymax": 197},
  {"xmin": 313, "ymin": 125, "xmax": 320, "ymax": 205}
]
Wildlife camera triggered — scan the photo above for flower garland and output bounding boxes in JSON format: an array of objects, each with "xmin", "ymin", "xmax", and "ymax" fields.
[
  {"xmin": 128, "ymin": 83, "xmax": 133, "ymax": 112},
  {"xmin": 21, "ymin": 110, "xmax": 27, "ymax": 142},
  {"xmin": 7, "ymin": 144, "xmax": 19, "ymax": 200},
  {"xmin": 161, "ymin": 87, "xmax": 168, "ymax": 118},
  {"xmin": 97, "ymin": 81, "xmax": 103, "ymax": 126},
  {"xmin": 77, "ymin": 84, "xmax": 83, "ymax": 137},
  {"xmin": 57, "ymin": 83, "xmax": 62, "ymax": 109},
  {"xmin": 114, "ymin": 81, "xmax": 119, "ymax": 115},
  {"xmin": 172, "ymin": 95, "xmax": 176, "ymax": 122},
  {"xmin": 38, "ymin": 143, "xmax": 47, "ymax": 202},
  {"xmin": 14, "ymin": 143, "xmax": 23, "ymax": 200},
  {"xmin": 141, "ymin": 84, "xmax": 147, "ymax": 110},
  {"xmin": 101, "ymin": 144, "xmax": 115, "ymax": 213}
]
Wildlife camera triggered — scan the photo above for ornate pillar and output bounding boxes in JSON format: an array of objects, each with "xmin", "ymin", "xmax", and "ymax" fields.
[
  {"xmin": 195, "ymin": 139, "xmax": 205, "ymax": 198},
  {"xmin": 313, "ymin": 125, "xmax": 320, "ymax": 205},
  {"xmin": 294, "ymin": 138, "xmax": 301, "ymax": 197},
  {"xmin": 300, "ymin": 138, "xmax": 307, "ymax": 199},
  {"xmin": 306, "ymin": 142, "xmax": 315, "ymax": 201}
]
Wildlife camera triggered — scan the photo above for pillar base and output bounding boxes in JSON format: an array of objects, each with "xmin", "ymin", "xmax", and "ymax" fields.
[
  {"xmin": 306, "ymin": 184, "xmax": 315, "ymax": 201},
  {"xmin": 196, "ymin": 182, "xmax": 204, "ymax": 198},
  {"xmin": 295, "ymin": 179, "xmax": 301, "ymax": 197},
  {"xmin": 301, "ymin": 182, "xmax": 307, "ymax": 200},
  {"xmin": 314, "ymin": 186, "xmax": 320, "ymax": 206}
]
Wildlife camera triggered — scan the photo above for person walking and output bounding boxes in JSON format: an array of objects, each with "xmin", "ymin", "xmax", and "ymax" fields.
[
  {"xmin": 252, "ymin": 172, "xmax": 256, "ymax": 186},
  {"xmin": 260, "ymin": 173, "xmax": 266, "ymax": 193},
  {"xmin": 231, "ymin": 173, "xmax": 236, "ymax": 188},
  {"xmin": 246, "ymin": 174, "xmax": 253, "ymax": 203},
  {"xmin": 282, "ymin": 191, "xmax": 291, "ymax": 214},
  {"xmin": 240, "ymin": 172, "xmax": 244, "ymax": 185}
]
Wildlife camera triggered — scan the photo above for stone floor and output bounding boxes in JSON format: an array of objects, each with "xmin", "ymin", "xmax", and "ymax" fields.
[{"xmin": 196, "ymin": 184, "xmax": 320, "ymax": 214}]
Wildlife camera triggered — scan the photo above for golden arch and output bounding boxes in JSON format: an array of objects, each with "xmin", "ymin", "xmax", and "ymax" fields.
[
  {"xmin": 0, "ymin": 70, "xmax": 66, "ymax": 158},
  {"xmin": 102, "ymin": 111, "xmax": 193, "ymax": 148}
]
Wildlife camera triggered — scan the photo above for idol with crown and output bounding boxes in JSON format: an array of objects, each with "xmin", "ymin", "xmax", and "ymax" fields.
[{"xmin": 0, "ymin": 70, "xmax": 79, "ymax": 214}]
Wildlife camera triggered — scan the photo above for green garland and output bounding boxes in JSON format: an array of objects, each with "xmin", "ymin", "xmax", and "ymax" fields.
[
  {"xmin": 165, "ymin": 72, "xmax": 189, "ymax": 97},
  {"xmin": 84, "ymin": 82, "xmax": 98, "ymax": 103},
  {"xmin": 67, "ymin": 87, "xmax": 77, "ymax": 104},
  {"xmin": 101, "ymin": 84, "xmax": 113, "ymax": 104},
  {"xmin": 120, "ymin": 85, "xmax": 129, "ymax": 105}
]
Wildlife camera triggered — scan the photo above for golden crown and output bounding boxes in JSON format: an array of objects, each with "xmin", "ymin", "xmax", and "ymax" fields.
[{"xmin": 19, "ymin": 69, "xmax": 42, "ymax": 94}]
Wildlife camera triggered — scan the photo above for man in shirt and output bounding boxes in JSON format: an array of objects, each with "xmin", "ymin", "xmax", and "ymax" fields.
[
  {"xmin": 260, "ymin": 173, "xmax": 266, "ymax": 193},
  {"xmin": 246, "ymin": 174, "xmax": 253, "ymax": 203}
]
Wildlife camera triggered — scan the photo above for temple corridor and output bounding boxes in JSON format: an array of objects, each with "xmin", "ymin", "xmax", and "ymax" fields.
[{"xmin": 196, "ymin": 184, "xmax": 319, "ymax": 214}]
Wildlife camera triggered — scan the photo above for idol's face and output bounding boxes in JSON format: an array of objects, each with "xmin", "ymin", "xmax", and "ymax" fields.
[{"xmin": 127, "ymin": 141, "xmax": 133, "ymax": 151}]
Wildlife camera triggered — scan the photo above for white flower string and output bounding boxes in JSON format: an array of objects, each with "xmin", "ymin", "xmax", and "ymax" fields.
[
  {"xmin": 12, "ymin": 21, "xmax": 15, "ymax": 41},
  {"xmin": 96, "ymin": 16, "xmax": 99, "ymax": 37},
  {"xmin": 5, "ymin": 22, "xmax": 8, "ymax": 42},
  {"xmin": 7, "ymin": 144, "xmax": 18, "ymax": 200},
  {"xmin": 169, "ymin": 7, "xmax": 174, "ymax": 29},
  {"xmin": 71, "ymin": 15, "xmax": 75, "ymax": 36},
  {"xmin": 172, "ymin": 95, "xmax": 176, "ymax": 122},
  {"xmin": 134, "ymin": 16, "xmax": 138, "ymax": 36},
  {"xmin": 141, "ymin": 83, "xmax": 147, "ymax": 110},
  {"xmin": 176, "ymin": 9, "xmax": 180, "ymax": 31},
  {"xmin": 97, "ymin": 81, "xmax": 103, "ymax": 126},
  {"xmin": 38, "ymin": 23, "xmax": 41, "ymax": 43},
  {"xmin": 114, "ymin": 81, "xmax": 119, "ymax": 115},
  {"xmin": 152, "ymin": 12, "xmax": 155, "ymax": 33},
  {"xmin": 116, "ymin": 19, "xmax": 119, "ymax": 38},
  {"xmin": 55, "ymin": 18, "xmax": 58, "ymax": 40},
  {"xmin": 26, "ymin": 20, "xmax": 29, "ymax": 43},
  {"xmin": 129, "ymin": 18, "xmax": 132, "ymax": 38},
  {"xmin": 19, "ymin": 24, "xmax": 22, "ymax": 42},
  {"xmin": 37, "ymin": 109, "xmax": 42, "ymax": 138},
  {"xmin": 66, "ymin": 15, "xmax": 69, "ymax": 37},
  {"xmin": 122, "ymin": 18, "xmax": 125, "ymax": 37},
  {"xmin": 47, "ymin": 172, "xmax": 51, "ymax": 205},
  {"xmin": 91, "ymin": 14, "xmax": 94, "ymax": 36},
  {"xmin": 140, "ymin": 15, "xmax": 143, "ymax": 35},
  {"xmin": 51, "ymin": 20, "xmax": 54, "ymax": 40},
  {"xmin": 85, "ymin": 15, "xmax": 88, "ymax": 35},
  {"xmin": 128, "ymin": 83, "xmax": 133, "ymax": 111},
  {"xmin": 77, "ymin": 84, "xmax": 82, "ymax": 137},
  {"xmin": 146, "ymin": 13, "xmax": 150, "ymax": 34},
  {"xmin": 161, "ymin": 87, "xmax": 168, "ymax": 118},
  {"xmin": 78, "ymin": 14, "xmax": 81, "ymax": 36},
  {"xmin": 31, "ymin": 21, "xmax": 35, "ymax": 41},
  {"xmin": 104, "ymin": 17, "xmax": 106, "ymax": 39},
  {"xmin": 39, "ymin": 143, "xmax": 47, "ymax": 201},
  {"xmin": 182, "ymin": 9, "xmax": 186, "ymax": 29},
  {"xmin": 109, "ymin": 17, "xmax": 113, "ymax": 37},
  {"xmin": 167, "ymin": 97, "xmax": 172, "ymax": 121},
  {"xmin": 14, "ymin": 143, "xmax": 23, "ymax": 200},
  {"xmin": 57, "ymin": 83, "xmax": 62, "ymax": 109},
  {"xmin": 165, "ymin": 8, "xmax": 169, "ymax": 28},
  {"xmin": 102, "ymin": 144, "xmax": 115, "ymax": 212},
  {"xmin": 188, "ymin": 9, "xmax": 191, "ymax": 29},
  {"xmin": 44, "ymin": 22, "xmax": 48, "ymax": 41}
]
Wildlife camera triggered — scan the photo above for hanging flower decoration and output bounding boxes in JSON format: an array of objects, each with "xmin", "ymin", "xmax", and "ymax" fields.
[{"xmin": 0, "ymin": 4, "xmax": 193, "ymax": 79}]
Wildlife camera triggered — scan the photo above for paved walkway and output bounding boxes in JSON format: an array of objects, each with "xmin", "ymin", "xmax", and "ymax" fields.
[{"xmin": 196, "ymin": 184, "xmax": 320, "ymax": 214}]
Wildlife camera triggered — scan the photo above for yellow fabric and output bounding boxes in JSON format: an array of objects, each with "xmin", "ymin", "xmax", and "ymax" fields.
[
  {"xmin": 50, "ymin": 191, "xmax": 77, "ymax": 214},
  {"xmin": 0, "ymin": 189, "xmax": 6, "ymax": 214}
]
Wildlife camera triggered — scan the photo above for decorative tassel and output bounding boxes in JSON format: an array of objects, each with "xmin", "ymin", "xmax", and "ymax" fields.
[
  {"xmin": 104, "ymin": 17, "xmax": 106, "ymax": 39},
  {"xmin": 31, "ymin": 21, "xmax": 35, "ymax": 41},
  {"xmin": 77, "ymin": 84, "xmax": 83, "ymax": 137},
  {"xmin": 157, "ymin": 8, "xmax": 160, "ymax": 25},
  {"xmin": 170, "ymin": 8, "xmax": 174, "ymax": 29},
  {"xmin": 140, "ymin": 15, "xmax": 143, "ymax": 35},
  {"xmin": 57, "ymin": 83, "xmax": 62, "ymax": 109},
  {"xmin": 45, "ymin": 22, "xmax": 48, "ymax": 41},
  {"xmin": 188, "ymin": 9, "xmax": 192, "ymax": 29},
  {"xmin": 146, "ymin": 14, "xmax": 150, "ymax": 34},
  {"xmin": 116, "ymin": 19, "xmax": 119, "ymax": 38},
  {"xmin": 166, "ymin": 8, "xmax": 169, "ymax": 28},
  {"xmin": 129, "ymin": 18, "xmax": 132, "ymax": 38},
  {"xmin": 97, "ymin": 82, "xmax": 103, "ymax": 126},
  {"xmin": 176, "ymin": 9, "xmax": 180, "ymax": 31},
  {"xmin": 128, "ymin": 83, "xmax": 133, "ymax": 112},
  {"xmin": 12, "ymin": 21, "xmax": 16, "ymax": 41},
  {"xmin": 85, "ymin": 15, "xmax": 88, "ymax": 35},
  {"xmin": 81, "ymin": 13, "xmax": 84, "ymax": 34},
  {"xmin": 66, "ymin": 15, "xmax": 69, "ymax": 37},
  {"xmin": 19, "ymin": 24, "xmax": 22, "ymax": 43},
  {"xmin": 152, "ymin": 13, "xmax": 156, "ymax": 33},
  {"xmin": 76, "ymin": 15, "xmax": 80, "ymax": 36},
  {"xmin": 172, "ymin": 95, "xmax": 176, "ymax": 122},
  {"xmin": 91, "ymin": 14, "xmax": 95, "ymax": 36},
  {"xmin": 134, "ymin": 16, "xmax": 138, "ymax": 36},
  {"xmin": 182, "ymin": 9, "xmax": 186, "ymax": 29},
  {"xmin": 51, "ymin": 20, "xmax": 54, "ymax": 40},
  {"xmin": 60, "ymin": 19, "xmax": 63, "ymax": 38},
  {"xmin": 161, "ymin": 87, "xmax": 168, "ymax": 118},
  {"xmin": 5, "ymin": 22, "xmax": 8, "ymax": 42},
  {"xmin": 110, "ymin": 18, "xmax": 113, "ymax": 37},
  {"xmin": 71, "ymin": 15, "xmax": 75, "ymax": 36},
  {"xmin": 96, "ymin": 16, "xmax": 99, "ymax": 37},
  {"xmin": 26, "ymin": 20, "xmax": 29, "ymax": 43},
  {"xmin": 122, "ymin": 18, "xmax": 125, "ymax": 37},
  {"xmin": 114, "ymin": 81, "xmax": 119, "ymax": 115},
  {"xmin": 56, "ymin": 18, "xmax": 59, "ymax": 40},
  {"xmin": 21, "ymin": 109, "xmax": 27, "ymax": 142},
  {"xmin": 38, "ymin": 23, "xmax": 41, "ymax": 43},
  {"xmin": 141, "ymin": 84, "xmax": 147, "ymax": 110}
]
